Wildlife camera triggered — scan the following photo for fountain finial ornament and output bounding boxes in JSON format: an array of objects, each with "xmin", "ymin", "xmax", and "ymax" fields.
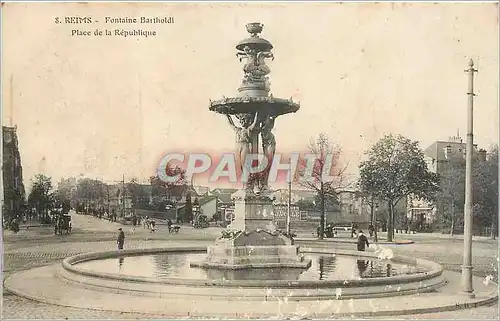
[
  {"xmin": 246, "ymin": 22, "xmax": 264, "ymax": 37},
  {"xmin": 235, "ymin": 23, "xmax": 275, "ymax": 93}
]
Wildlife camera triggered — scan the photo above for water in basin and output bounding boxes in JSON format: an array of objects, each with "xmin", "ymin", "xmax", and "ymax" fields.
[{"xmin": 75, "ymin": 252, "xmax": 428, "ymax": 281}]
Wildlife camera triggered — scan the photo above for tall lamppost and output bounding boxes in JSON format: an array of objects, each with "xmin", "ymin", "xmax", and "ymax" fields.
[{"xmin": 461, "ymin": 58, "xmax": 477, "ymax": 297}]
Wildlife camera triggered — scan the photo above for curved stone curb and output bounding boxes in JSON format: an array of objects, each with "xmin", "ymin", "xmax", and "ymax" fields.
[
  {"xmin": 296, "ymin": 238, "xmax": 415, "ymax": 245},
  {"xmin": 4, "ymin": 265, "xmax": 498, "ymax": 318},
  {"xmin": 60, "ymin": 246, "xmax": 443, "ymax": 292}
]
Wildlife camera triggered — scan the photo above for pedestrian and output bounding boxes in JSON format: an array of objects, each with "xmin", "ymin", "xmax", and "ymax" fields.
[
  {"xmin": 150, "ymin": 220, "xmax": 156, "ymax": 233},
  {"xmin": 11, "ymin": 217, "xmax": 19, "ymax": 234},
  {"xmin": 357, "ymin": 230, "xmax": 370, "ymax": 251},
  {"xmin": 368, "ymin": 224, "xmax": 374, "ymax": 237},
  {"xmin": 117, "ymin": 228, "xmax": 125, "ymax": 250},
  {"xmin": 167, "ymin": 218, "xmax": 172, "ymax": 233},
  {"xmin": 357, "ymin": 259, "xmax": 369, "ymax": 276}
]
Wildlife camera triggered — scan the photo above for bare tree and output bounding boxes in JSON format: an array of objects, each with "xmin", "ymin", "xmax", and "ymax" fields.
[{"xmin": 298, "ymin": 133, "xmax": 348, "ymax": 239}]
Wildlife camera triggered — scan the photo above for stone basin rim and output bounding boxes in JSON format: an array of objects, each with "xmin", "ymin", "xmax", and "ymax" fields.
[
  {"xmin": 62, "ymin": 246, "xmax": 443, "ymax": 288},
  {"xmin": 208, "ymin": 97, "xmax": 300, "ymax": 116}
]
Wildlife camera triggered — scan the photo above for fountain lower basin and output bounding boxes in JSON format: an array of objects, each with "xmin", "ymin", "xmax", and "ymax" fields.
[{"xmin": 58, "ymin": 246, "xmax": 446, "ymax": 300}]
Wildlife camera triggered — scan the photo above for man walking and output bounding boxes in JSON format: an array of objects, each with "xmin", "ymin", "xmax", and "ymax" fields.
[
  {"xmin": 167, "ymin": 218, "xmax": 172, "ymax": 233},
  {"xmin": 117, "ymin": 228, "xmax": 125, "ymax": 250},
  {"xmin": 368, "ymin": 223, "xmax": 374, "ymax": 237},
  {"xmin": 357, "ymin": 230, "xmax": 369, "ymax": 251},
  {"xmin": 350, "ymin": 222, "xmax": 358, "ymax": 238}
]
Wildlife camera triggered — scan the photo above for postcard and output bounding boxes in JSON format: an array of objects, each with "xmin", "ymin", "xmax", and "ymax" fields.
[{"xmin": 2, "ymin": 1, "xmax": 498, "ymax": 320}]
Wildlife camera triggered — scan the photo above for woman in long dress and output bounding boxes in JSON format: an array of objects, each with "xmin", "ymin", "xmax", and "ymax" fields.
[
  {"xmin": 226, "ymin": 112, "xmax": 260, "ymax": 190},
  {"xmin": 260, "ymin": 115, "xmax": 276, "ymax": 193}
]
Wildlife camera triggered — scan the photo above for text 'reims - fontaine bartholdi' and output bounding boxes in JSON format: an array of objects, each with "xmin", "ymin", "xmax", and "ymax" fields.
[{"xmin": 105, "ymin": 16, "xmax": 174, "ymax": 24}]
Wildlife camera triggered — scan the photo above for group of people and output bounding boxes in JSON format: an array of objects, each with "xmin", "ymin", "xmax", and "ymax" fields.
[
  {"xmin": 129, "ymin": 215, "xmax": 157, "ymax": 232},
  {"xmin": 350, "ymin": 222, "xmax": 376, "ymax": 238},
  {"xmin": 116, "ymin": 218, "xmax": 179, "ymax": 250},
  {"xmin": 142, "ymin": 216, "xmax": 156, "ymax": 232},
  {"xmin": 5, "ymin": 217, "xmax": 20, "ymax": 233}
]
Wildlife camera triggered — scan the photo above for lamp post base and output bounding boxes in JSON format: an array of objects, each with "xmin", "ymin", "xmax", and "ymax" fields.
[
  {"xmin": 460, "ymin": 265, "xmax": 475, "ymax": 298},
  {"xmin": 460, "ymin": 291, "xmax": 476, "ymax": 299}
]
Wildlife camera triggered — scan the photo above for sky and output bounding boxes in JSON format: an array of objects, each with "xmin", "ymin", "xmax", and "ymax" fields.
[{"xmin": 2, "ymin": 2, "xmax": 498, "ymax": 190}]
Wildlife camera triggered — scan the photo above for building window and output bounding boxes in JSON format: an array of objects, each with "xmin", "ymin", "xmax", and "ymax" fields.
[{"xmin": 444, "ymin": 145, "xmax": 452, "ymax": 159}]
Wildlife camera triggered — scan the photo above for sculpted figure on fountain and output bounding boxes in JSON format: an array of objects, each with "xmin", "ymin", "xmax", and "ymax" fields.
[
  {"xmin": 236, "ymin": 46, "xmax": 274, "ymax": 86},
  {"xmin": 259, "ymin": 114, "xmax": 276, "ymax": 194},
  {"xmin": 226, "ymin": 112, "xmax": 260, "ymax": 194}
]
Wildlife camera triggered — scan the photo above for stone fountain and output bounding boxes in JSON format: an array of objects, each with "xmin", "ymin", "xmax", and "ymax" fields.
[{"xmin": 190, "ymin": 23, "xmax": 310, "ymax": 279}]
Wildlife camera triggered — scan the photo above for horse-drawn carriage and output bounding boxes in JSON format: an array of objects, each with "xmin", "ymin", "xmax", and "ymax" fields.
[{"xmin": 54, "ymin": 214, "xmax": 72, "ymax": 235}]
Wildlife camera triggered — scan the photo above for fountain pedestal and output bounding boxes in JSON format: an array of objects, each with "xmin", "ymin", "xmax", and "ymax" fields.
[{"xmin": 191, "ymin": 192, "xmax": 311, "ymax": 275}]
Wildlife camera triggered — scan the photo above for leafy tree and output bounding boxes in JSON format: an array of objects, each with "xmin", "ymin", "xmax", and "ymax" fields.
[
  {"xmin": 436, "ymin": 153, "xmax": 466, "ymax": 236},
  {"xmin": 434, "ymin": 146, "xmax": 498, "ymax": 237},
  {"xmin": 54, "ymin": 177, "xmax": 77, "ymax": 212},
  {"xmin": 472, "ymin": 146, "xmax": 498, "ymax": 238},
  {"xmin": 298, "ymin": 133, "xmax": 347, "ymax": 239},
  {"xmin": 296, "ymin": 199, "xmax": 315, "ymax": 210},
  {"xmin": 150, "ymin": 166, "xmax": 187, "ymax": 199},
  {"xmin": 126, "ymin": 178, "xmax": 149, "ymax": 209},
  {"xmin": 149, "ymin": 196, "xmax": 166, "ymax": 211},
  {"xmin": 27, "ymin": 174, "xmax": 53, "ymax": 219},
  {"xmin": 74, "ymin": 178, "xmax": 106, "ymax": 210},
  {"xmin": 184, "ymin": 192, "xmax": 193, "ymax": 222},
  {"xmin": 150, "ymin": 165, "xmax": 187, "ymax": 220},
  {"xmin": 314, "ymin": 191, "xmax": 340, "ymax": 212},
  {"xmin": 359, "ymin": 134, "xmax": 440, "ymax": 242}
]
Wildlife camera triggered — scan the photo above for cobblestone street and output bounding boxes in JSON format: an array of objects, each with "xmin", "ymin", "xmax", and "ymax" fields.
[{"xmin": 2, "ymin": 213, "xmax": 498, "ymax": 319}]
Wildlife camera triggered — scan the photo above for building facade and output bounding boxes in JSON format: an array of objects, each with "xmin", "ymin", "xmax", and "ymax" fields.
[
  {"xmin": 2, "ymin": 125, "xmax": 25, "ymax": 220},
  {"xmin": 408, "ymin": 133, "xmax": 486, "ymax": 230},
  {"xmin": 334, "ymin": 190, "xmax": 371, "ymax": 226}
]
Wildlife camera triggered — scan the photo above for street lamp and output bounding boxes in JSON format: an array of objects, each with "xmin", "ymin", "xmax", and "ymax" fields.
[
  {"xmin": 461, "ymin": 58, "xmax": 477, "ymax": 298},
  {"xmin": 286, "ymin": 162, "xmax": 292, "ymax": 235}
]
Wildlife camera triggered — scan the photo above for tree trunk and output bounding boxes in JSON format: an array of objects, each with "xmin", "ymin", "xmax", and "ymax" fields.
[
  {"xmin": 370, "ymin": 195, "xmax": 375, "ymax": 226},
  {"xmin": 319, "ymin": 182, "xmax": 325, "ymax": 240},
  {"xmin": 450, "ymin": 201, "xmax": 455, "ymax": 237},
  {"xmin": 387, "ymin": 201, "xmax": 393, "ymax": 242},
  {"xmin": 491, "ymin": 216, "xmax": 497, "ymax": 240},
  {"xmin": 391, "ymin": 206, "xmax": 395, "ymax": 239}
]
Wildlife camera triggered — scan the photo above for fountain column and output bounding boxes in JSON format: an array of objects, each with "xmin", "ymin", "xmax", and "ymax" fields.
[{"xmin": 192, "ymin": 23, "xmax": 310, "ymax": 279}]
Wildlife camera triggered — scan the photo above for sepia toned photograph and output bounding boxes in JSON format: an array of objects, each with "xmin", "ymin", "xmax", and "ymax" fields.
[{"xmin": 1, "ymin": 1, "xmax": 498, "ymax": 319}]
